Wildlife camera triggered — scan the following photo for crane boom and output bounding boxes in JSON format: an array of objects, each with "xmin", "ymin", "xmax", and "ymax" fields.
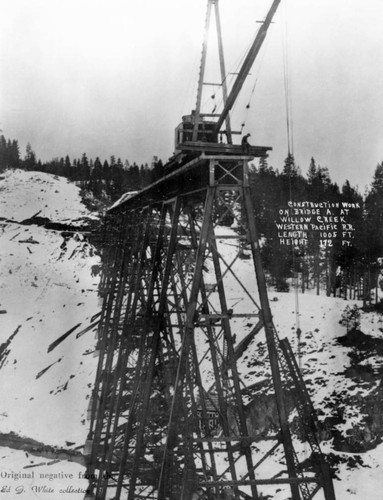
[
  {"xmin": 171, "ymin": 0, "xmax": 279, "ymax": 168},
  {"xmin": 214, "ymin": 0, "xmax": 281, "ymax": 134}
]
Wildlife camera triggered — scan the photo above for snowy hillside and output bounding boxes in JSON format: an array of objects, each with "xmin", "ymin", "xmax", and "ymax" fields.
[
  {"xmin": 271, "ymin": 293, "xmax": 383, "ymax": 500},
  {"xmin": 0, "ymin": 169, "xmax": 101, "ymax": 497},
  {"xmin": 201, "ymin": 230, "xmax": 383, "ymax": 500},
  {"xmin": 0, "ymin": 169, "xmax": 382, "ymax": 500},
  {"xmin": 219, "ymin": 252, "xmax": 383, "ymax": 499}
]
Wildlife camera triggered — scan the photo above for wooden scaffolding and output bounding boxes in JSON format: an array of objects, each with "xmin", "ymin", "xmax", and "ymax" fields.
[{"xmin": 84, "ymin": 153, "xmax": 336, "ymax": 500}]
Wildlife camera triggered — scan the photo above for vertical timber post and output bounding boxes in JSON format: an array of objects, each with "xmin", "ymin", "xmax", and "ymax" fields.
[
  {"xmin": 86, "ymin": 153, "xmax": 336, "ymax": 500},
  {"xmin": 243, "ymin": 163, "xmax": 301, "ymax": 500}
]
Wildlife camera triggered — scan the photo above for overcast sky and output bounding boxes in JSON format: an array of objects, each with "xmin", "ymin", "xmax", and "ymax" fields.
[{"xmin": 1, "ymin": 0, "xmax": 383, "ymax": 192}]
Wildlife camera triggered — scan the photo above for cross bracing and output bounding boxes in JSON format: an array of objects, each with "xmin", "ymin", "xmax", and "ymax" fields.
[{"xmin": 84, "ymin": 154, "xmax": 336, "ymax": 500}]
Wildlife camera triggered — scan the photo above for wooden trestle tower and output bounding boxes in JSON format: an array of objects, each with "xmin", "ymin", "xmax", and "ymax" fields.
[
  {"xmin": 84, "ymin": 151, "xmax": 336, "ymax": 500},
  {"xmin": 85, "ymin": 1, "xmax": 336, "ymax": 499}
]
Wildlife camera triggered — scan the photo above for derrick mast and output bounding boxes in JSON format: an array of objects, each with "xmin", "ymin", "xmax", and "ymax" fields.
[
  {"xmin": 173, "ymin": 0, "xmax": 281, "ymax": 157},
  {"xmin": 84, "ymin": 2, "xmax": 337, "ymax": 500}
]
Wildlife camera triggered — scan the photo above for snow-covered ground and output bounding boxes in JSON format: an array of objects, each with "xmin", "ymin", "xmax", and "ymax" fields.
[
  {"xmin": 198, "ymin": 228, "xmax": 383, "ymax": 500},
  {"xmin": 0, "ymin": 169, "xmax": 382, "ymax": 499},
  {"xmin": 211, "ymin": 236, "xmax": 383, "ymax": 500},
  {"xmin": 271, "ymin": 292, "xmax": 383, "ymax": 500},
  {"xmin": 194, "ymin": 224, "xmax": 383, "ymax": 500},
  {"xmin": 0, "ymin": 169, "xmax": 100, "ymax": 498}
]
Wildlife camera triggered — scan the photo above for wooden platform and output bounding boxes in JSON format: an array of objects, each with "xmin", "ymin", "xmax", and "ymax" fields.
[
  {"xmin": 176, "ymin": 140, "xmax": 271, "ymax": 157},
  {"xmin": 109, "ymin": 152, "xmax": 254, "ymax": 213}
]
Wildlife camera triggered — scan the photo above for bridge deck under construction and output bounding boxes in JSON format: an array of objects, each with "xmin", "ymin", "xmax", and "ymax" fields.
[{"xmin": 109, "ymin": 144, "xmax": 271, "ymax": 212}]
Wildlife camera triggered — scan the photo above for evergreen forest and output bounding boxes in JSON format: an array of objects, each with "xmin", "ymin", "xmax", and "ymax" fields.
[{"xmin": 1, "ymin": 134, "xmax": 383, "ymax": 306}]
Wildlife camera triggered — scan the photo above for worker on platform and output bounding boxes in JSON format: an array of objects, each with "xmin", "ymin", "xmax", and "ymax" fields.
[{"xmin": 241, "ymin": 133, "xmax": 251, "ymax": 153}]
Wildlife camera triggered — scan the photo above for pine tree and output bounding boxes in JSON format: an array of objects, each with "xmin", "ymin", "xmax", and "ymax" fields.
[
  {"xmin": 0, "ymin": 135, "xmax": 7, "ymax": 170},
  {"xmin": 128, "ymin": 162, "xmax": 140, "ymax": 190},
  {"xmin": 365, "ymin": 162, "xmax": 383, "ymax": 261},
  {"xmin": 11, "ymin": 140, "xmax": 20, "ymax": 167},
  {"xmin": 24, "ymin": 143, "xmax": 37, "ymax": 170},
  {"xmin": 79, "ymin": 153, "xmax": 90, "ymax": 187},
  {"xmin": 282, "ymin": 153, "xmax": 300, "ymax": 177},
  {"xmin": 307, "ymin": 157, "xmax": 317, "ymax": 184},
  {"xmin": 92, "ymin": 157, "xmax": 103, "ymax": 180},
  {"xmin": 151, "ymin": 159, "xmax": 163, "ymax": 183},
  {"xmin": 336, "ymin": 180, "xmax": 365, "ymax": 300},
  {"xmin": 307, "ymin": 158, "xmax": 331, "ymax": 198},
  {"xmin": 64, "ymin": 155, "xmax": 72, "ymax": 178}
]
